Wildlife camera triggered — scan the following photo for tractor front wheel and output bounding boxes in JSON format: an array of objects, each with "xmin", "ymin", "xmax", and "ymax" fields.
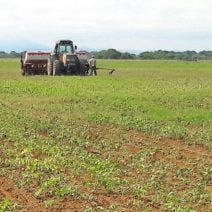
[{"xmin": 53, "ymin": 60, "xmax": 61, "ymax": 76}]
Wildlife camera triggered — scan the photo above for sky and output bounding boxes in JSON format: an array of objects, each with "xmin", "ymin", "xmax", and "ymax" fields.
[{"xmin": 1, "ymin": 0, "xmax": 212, "ymax": 52}]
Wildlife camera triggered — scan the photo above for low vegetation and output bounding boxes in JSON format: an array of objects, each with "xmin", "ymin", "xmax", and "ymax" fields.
[
  {"xmin": 94, "ymin": 49, "xmax": 212, "ymax": 60},
  {"xmin": 0, "ymin": 59, "xmax": 211, "ymax": 211},
  {"xmin": 3, "ymin": 49, "xmax": 212, "ymax": 60}
]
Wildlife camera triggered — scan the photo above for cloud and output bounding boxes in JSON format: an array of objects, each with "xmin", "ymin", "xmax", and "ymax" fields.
[{"xmin": 0, "ymin": 0, "xmax": 212, "ymax": 51}]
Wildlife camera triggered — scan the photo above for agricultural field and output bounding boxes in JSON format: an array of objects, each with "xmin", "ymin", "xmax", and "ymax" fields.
[{"xmin": 0, "ymin": 59, "xmax": 211, "ymax": 211}]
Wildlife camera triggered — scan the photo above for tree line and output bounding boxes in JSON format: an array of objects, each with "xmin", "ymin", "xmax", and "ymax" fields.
[
  {"xmin": 2, "ymin": 49, "xmax": 212, "ymax": 60},
  {"xmin": 92, "ymin": 49, "xmax": 212, "ymax": 60},
  {"xmin": 0, "ymin": 51, "xmax": 21, "ymax": 58}
]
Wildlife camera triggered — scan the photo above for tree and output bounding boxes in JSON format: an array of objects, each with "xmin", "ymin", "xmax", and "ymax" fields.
[{"xmin": 120, "ymin": 52, "xmax": 135, "ymax": 59}]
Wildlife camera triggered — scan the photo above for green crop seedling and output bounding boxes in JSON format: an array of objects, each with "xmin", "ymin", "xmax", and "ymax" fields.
[{"xmin": 0, "ymin": 59, "xmax": 211, "ymax": 211}]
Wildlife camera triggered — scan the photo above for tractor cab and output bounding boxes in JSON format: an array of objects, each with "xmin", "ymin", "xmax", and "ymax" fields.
[
  {"xmin": 52, "ymin": 40, "xmax": 77, "ymax": 66},
  {"xmin": 53, "ymin": 40, "xmax": 76, "ymax": 55}
]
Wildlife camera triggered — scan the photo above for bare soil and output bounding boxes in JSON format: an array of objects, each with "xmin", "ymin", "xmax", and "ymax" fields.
[
  {"xmin": 0, "ymin": 177, "xmax": 47, "ymax": 211},
  {"xmin": 0, "ymin": 123, "xmax": 211, "ymax": 211}
]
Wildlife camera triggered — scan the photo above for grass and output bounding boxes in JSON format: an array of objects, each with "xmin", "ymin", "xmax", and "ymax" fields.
[
  {"xmin": 0, "ymin": 59, "xmax": 211, "ymax": 147},
  {"xmin": 0, "ymin": 59, "xmax": 211, "ymax": 211}
]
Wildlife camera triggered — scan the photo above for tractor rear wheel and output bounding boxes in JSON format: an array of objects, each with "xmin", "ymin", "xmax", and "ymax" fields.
[{"xmin": 79, "ymin": 60, "xmax": 86, "ymax": 76}]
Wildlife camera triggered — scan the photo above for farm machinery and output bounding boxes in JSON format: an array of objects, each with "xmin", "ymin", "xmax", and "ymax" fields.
[
  {"xmin": 21, "ymin": 39, "xmax": 115, "ymax": 76},
  {"xmin": 20, "ymin": 51, "xmax": 49, "ymax": 75},
  {"xmin": 47, "ymin": 40, "xmax": 89, "ymax": 76},
  {"xmin": 21, "ymin": 40, "xmax": 89, "ymax": 76}
]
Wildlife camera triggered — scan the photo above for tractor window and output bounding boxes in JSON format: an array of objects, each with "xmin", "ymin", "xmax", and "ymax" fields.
[{"xmin": 58, "ymin": 44, "xmax": 73, "ymax": 54}]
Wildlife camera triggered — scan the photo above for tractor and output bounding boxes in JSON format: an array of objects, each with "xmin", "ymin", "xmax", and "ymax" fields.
[
  {"xmin": 21, "ymin": 39, "xmax": 115, "ymax": 76},
  {"xmin": 47, "ymin": 40, "xmax": 89, "ymax": 76}
]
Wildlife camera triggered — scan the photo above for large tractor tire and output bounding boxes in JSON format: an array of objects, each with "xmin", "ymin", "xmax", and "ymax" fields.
[
  {"xmin": 53, "ymin": 60, "xmax": 61, "ymax": 76},
  {"xmin": 79, "ymin": 60, "xmax": 86, "ymax": 76}
]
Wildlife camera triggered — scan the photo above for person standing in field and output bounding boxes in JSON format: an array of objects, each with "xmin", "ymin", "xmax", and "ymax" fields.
[{"xmin": 89, "ymin": 55, "xmax": 97, "ymax": 76}]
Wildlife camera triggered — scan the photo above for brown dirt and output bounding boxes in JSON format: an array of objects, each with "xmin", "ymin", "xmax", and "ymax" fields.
[
  {"xmin": 0, "ymin": 177, "xmax": 47, "ymax": 211},
  {"xmin": 127, "ymin": 129, "xmax": 211, "ymax": 159},
  {"xmin": 0, "ymin": 123, "xmax": 211, "ymax": 211},
  {"xmin": 89, "ymin": 123, "xmax": 211, "ymax": 164}
]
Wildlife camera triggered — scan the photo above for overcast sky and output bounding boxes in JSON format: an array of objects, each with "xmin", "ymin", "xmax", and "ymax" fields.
[{"xmin": 1, "ymin": 0, "xmax": 212, "ymax": 52}]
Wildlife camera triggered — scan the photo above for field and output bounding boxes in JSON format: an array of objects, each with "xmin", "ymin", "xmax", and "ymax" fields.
[{"xmin": 0, "ymin": 59, "xmax": 211, "ymax": 211}]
